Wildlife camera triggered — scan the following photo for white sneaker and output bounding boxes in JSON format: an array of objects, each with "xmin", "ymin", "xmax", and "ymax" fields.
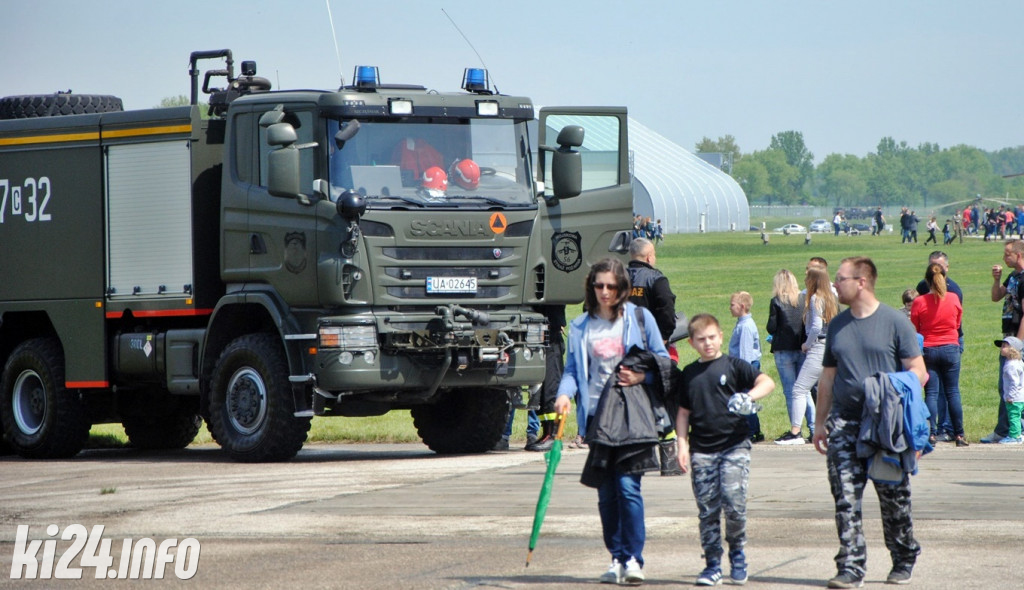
[
  {"xmin": 980, "ymin": 431, "xmax": 1003, "ymax": 444},
  {"xmin": 623, "ymin": 557, "xmax": 645, "ymax": 586},
  {"xmin": 599, "ymin": 559, "xmax": 622, "ymax": 584},
  {"xmin": 774, "ymin": 431, "xmax": 806, "ymax": 445}
]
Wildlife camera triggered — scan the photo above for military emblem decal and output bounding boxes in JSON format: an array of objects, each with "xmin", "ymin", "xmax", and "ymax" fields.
[
  {"xmin": 284, "ymin": 232, "xmax": 307, "ymax": 274},
  {"xmin": 551, "ymin": 231, "xmax": 582, "ymax": 273}
]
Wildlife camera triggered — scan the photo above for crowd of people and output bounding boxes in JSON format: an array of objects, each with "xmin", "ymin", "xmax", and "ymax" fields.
[
  {"xmin": 632, "ymin": 215, "xmax": 664, "ymax": 244},
  {"xmin": 889, "ymin": 202, "xmax": 1024, "ymax": 245},
  {"xmin": 507, "ymin": 229, "xmax": 1024, "ymax": 588},
  {"xmin": 818, "ymin": 202, "xmax": 1024, "ymax": 246}
]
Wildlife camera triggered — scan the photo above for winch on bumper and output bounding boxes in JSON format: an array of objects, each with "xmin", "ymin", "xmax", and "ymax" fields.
[{"xmin": 310, "ymin": 304, "xmax": 548, "ymax": 397}]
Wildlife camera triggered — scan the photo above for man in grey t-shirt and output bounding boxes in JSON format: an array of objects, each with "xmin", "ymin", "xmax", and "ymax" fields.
[{"xmin": 812, "ymin": 257, "xmax": 927, "ymax": 588}]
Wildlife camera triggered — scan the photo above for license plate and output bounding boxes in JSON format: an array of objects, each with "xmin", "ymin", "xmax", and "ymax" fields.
[{"xmin": 426, "ymin": 276, "xmax": 477, "ymax": 294}]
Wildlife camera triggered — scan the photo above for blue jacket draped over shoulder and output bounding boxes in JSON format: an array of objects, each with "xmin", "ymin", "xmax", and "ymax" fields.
[{"xmin": 858, "ymin": 371, "xmax": 931, "ymax": 483}]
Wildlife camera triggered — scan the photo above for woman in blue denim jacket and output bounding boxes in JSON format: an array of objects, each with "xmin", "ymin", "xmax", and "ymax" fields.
[{"xmin": 554, "ymin": 257, "xmax": 668, "ymax": 585}]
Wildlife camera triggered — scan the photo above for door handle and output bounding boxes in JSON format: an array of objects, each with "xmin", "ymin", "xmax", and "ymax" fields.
[{"xmin": 250, "ymin": 234, "xmax": 267, "ymax": 254}]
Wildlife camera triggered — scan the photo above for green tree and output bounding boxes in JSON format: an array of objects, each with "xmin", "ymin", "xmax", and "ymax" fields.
[
  {"xmin": 768, "ymin": 130, "xmax": 814, "ymax": 202},
  {"xmin": 864, "ymin": 137, "xmax": 907, "ymax": 206},
  {"xmin": 817, "ymin": 154, "xmax": 866, "ymax": 208},
  {"xmin": 157, "ymin": 95, "xmax": 190, "ymax": 108},
  {"xmin": 156, "ymin": 95, "xmax": 210, "ymax": 119},
  {"xmin": 732, "ymin": 156, "xmax": 770, "ymax": 204},
  {"xmin": 695, "ymin": 135, "xmax": 741, "ymax": 172},
  {"xmin": 927, "ymin": 179, "xmax": 969, "ymax": 212},
  {"xmin": 753, "ymin": 149, "xmax": 799, "ymax": 205}
]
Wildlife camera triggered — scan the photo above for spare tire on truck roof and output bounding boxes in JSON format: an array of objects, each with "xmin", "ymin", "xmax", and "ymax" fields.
[{"xmin": 0, "ymin": 93, "xmax": 123, "ymax": 119}]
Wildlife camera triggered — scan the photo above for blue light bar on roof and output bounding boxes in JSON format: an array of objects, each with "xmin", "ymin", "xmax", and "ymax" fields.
[
  {"xmin": 354, "ymin": 66, "xmax": 379, "ymax": 88},
  {"xmin": 462, "ymin": 68, "xmax": 489, "ymax": 93}
]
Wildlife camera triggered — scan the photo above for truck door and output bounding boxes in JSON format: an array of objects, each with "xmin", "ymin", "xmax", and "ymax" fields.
[
  {"xmin": 247, "ymin": 107, "xmax": 319, "ymax": 305},
  {"xmin": 537, "ymin": 107, "xmax": 633, "ymax": 304}
]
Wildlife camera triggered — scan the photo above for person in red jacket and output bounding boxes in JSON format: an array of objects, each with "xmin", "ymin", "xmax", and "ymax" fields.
[
  {"xmin": 392, "ymin": 138, "xmax": 443, "ymax": 178},
  {"xmin": 910, "ymin": 262, "xmax": 967, "ymax": 447}
]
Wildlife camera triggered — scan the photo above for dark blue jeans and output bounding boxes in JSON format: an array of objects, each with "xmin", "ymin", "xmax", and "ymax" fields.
[
  {"xmin": 597, "ymin": 470, "xmax": 645, "ymax": 566},
  {"xmin": 923, "ymin": 345, "xmax": 964, "ymax": 437}
]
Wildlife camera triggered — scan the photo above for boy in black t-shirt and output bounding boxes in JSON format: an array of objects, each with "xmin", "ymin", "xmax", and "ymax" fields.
[{"xmin": 675, "ymin": 313, "xmax": 775, "ymax": 586}]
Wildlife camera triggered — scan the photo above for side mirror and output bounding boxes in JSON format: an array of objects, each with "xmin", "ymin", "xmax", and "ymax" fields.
[
  {"xmin": 334, "ymin": 119, "xmax": 361, "ymax": 149},
  {"xmin": 259, "ymin": 105, "xmax": 286, "ymax": 127},
  {"xmin": 556, "ymin": 125, "xmax": 584, "ymax": 148},
  {"xmin": 267, "ymin": 123, "xmax": 297, "ymax": 147},
  {"xmin": 539, "ymin": 125, "xmax": 584, "ymax": 205},
  {"xmin": 268, "ymin": 146, "xmax": 300, "ymax": 197}
]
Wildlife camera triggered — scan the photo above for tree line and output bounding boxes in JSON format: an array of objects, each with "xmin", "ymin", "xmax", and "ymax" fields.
[{"xmin": 698, "ymin": 132, "xmax": 1024, "ymax": 213}]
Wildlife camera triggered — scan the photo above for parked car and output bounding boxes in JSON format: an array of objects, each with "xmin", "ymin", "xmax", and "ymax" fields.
[
  {"xmin": 774, "ymin": 223, "xmax": 807, "ymax": 235},
  {"xmin": 809, "ymin": 219, "xmax": 830, "ymax": 232}
]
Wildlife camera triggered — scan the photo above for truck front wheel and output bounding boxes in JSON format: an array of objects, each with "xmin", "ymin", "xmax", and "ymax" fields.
[
  {"xmin": 411, "ymin": 387, "xmax": 510, "ymax": 454},
  {"xmin": 208, "ymin": 334, "xmax": 310, "ymax": 462},
  {"xmin": 0, "ymin": 338, "xmax": 89, "ymax": 459}
]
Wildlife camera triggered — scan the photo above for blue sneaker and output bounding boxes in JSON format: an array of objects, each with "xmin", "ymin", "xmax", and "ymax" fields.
[
  {"xmin": 696, "ymin": 566, "xmax": 723, "ymax": 586},
  {"xmin": 999, "ymin": 436, "xmax": 1023, "ymax": 445},
  {"xmin": 728, "ymin": 549, "xmax": 748, "ymax": 585}
]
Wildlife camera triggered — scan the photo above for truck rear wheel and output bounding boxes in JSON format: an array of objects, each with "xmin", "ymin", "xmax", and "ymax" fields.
[
  {"xmin": 0, "ymin": 338, "xmax": 90, "ymax": 458},
  {"xmin": 122, "ymin": 402, "xmax": 202, "ymax": 450},
  {"xmin": 411, "ymin": 388, "xmax": 510, "ymax": 454},
  {"xmin": 0, "ymin": 93, "xmax": 124, "ymax": 119},
  {"xmin": 208, "ymin": 334, "xmax": 310, "ymax": 462}
]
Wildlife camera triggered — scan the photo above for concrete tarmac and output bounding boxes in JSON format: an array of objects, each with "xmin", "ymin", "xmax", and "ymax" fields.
[{"xmin": 1, "ymin": 441, "xmax": 1021, "ymax": 589}]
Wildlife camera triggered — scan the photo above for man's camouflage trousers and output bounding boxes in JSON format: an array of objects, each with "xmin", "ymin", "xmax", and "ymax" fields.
[{"xmin": 826, "ymin": 416, "xmax": 921, "ymax": 579}]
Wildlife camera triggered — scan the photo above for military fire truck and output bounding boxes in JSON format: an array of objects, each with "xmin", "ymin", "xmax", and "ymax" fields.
[{"xmin": 0, "ymin": 49, "xmax": 633, "ymax": 461}]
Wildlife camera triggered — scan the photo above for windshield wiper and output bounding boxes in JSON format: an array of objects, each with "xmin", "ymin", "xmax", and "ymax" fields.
[{"xmin": 364, "ymin": 194, "xmax": 426, "ymax": 207}]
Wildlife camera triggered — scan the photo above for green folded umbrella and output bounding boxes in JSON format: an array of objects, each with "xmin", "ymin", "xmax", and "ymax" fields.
[{"xmin": 525, "ymin": 413, "xmax": 567, "ymax": 567}]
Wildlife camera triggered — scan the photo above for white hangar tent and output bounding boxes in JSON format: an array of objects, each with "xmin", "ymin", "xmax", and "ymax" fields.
[{"xmin": 535, "ymin": 115, "xmax": 748, "ymax": 234}]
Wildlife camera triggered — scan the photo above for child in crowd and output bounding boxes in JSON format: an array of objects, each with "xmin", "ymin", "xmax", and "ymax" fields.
[
  {"xmin": 997, "ymin": 336, "xmax": 1024, "ymax": 444},
  {"xmin": 728, "ymin": 292, "xmax": 765, "ymax": 443},
  {"xmin": 901, "ymin": 289, "xmax": 917, "ymax": 321},
  {"xmin": 675, "ymin": 313, "xmax": 775, "ymax": 586}
]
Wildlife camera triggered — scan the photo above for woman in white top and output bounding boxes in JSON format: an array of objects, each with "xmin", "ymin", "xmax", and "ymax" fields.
[
  {"xmin": 780, "ymin": 268, "xmax": 838, "ymax": 443},
  {"xmin": 554, "ymin": 258, "xmax": 669, "ymax": 585}
]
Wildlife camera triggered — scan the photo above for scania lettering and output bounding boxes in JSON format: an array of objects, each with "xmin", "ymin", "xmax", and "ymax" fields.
[{"xmin": 0, "ymin": 50, "xmax": 633, "ymax": 461}]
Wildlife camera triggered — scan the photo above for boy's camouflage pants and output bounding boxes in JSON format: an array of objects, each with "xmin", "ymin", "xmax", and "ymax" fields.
[
  {"xmin": 826, "ymin": 416, "xmax": 920, "ymax": 578},
  {"xmin": 689, "ymin": 442, "xmax": 750, "ymax": 565}
]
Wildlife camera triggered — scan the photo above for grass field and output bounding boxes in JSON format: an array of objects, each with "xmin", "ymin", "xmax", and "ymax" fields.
[{"xmin": 90, "ymin": 226, "xmax": 1011, "ymax": 448}]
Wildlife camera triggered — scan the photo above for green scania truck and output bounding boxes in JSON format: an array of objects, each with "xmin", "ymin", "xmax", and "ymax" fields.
[{"xmin": 0, "ymin": 49, "xmax": 633, "ymax": 461}]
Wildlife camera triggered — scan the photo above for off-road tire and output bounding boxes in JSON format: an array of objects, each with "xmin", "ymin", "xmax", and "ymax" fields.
[
  {"xmin": 0, "ymin": 94, "xmax": 123, "ymax": 119},
  {"xmin": 0, "ymin": 338, "xmax": 89, "ymax": 459},
  {"xmin": 208, "ymin": 333, "xmax": 310, "ymax": 462},
  {"xmin": 411, "ymin": 388, "xmax": 510, "ymax": 454},
  {"xmin": 122, "ymin": 409, "xmax": 202, "ymax": 450}
]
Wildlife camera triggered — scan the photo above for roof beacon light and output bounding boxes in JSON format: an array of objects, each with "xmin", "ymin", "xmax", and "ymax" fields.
[
  {"xmin": 462, "ymin": 68, "xmax": 490, "ymax": 93},
  {"xmin": 354, "ymin": 65, "xmax": 379, "ymax": 88}
]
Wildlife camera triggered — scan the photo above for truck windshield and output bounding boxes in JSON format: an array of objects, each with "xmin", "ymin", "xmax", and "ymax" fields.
[{"xmin": 327, "ymin": 118, "xmax": 535, "ymax": 208}]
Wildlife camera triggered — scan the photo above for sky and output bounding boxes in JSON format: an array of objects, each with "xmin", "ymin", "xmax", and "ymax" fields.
[{"xmin": 3, "ymin": 0, "xmax": 1023, "ymax": 163}]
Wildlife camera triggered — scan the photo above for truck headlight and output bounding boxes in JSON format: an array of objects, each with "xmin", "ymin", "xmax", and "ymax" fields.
[{"xmin": 319, "ymin": 325, "xmax": 377, "ymax": 350}]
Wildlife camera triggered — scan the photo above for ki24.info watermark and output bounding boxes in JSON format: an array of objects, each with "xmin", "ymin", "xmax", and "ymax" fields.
[{"xmin": 9, "ymin": 524, "xmax": 200, "ymax": 580}]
